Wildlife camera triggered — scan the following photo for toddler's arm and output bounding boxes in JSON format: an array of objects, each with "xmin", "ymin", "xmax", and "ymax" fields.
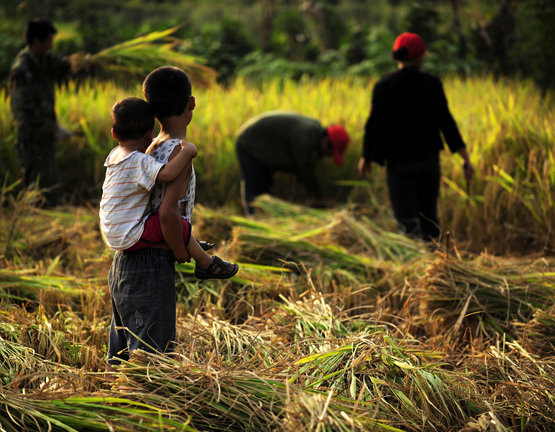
[{"xmin": 157, "ymin": 141, "xmax": 197, "ymax": 182}]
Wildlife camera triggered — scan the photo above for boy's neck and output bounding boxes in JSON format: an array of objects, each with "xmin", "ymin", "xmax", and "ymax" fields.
[{"xmin": 157, "ymin": 115, "xmax": 188, "ymax": 141}]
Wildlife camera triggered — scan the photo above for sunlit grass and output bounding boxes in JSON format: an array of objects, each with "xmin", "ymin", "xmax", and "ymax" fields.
[{"xmin": 1, "ymin": 75, "xmax": 554, "ymax": 255}]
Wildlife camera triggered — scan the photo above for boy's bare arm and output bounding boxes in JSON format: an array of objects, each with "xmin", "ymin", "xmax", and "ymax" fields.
[
  {"xmin": 157, "ymin": 141, "xmax": 197, "ymax": 183},
  {"xmin": 159, "ymin": 147, "xmax": 192, "ymax": 263}
]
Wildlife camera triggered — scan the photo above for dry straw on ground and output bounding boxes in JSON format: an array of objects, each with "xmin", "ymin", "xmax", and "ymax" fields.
[{"xmin": 1, "ymin": 192, "xmax": 554, "ymax": 430}]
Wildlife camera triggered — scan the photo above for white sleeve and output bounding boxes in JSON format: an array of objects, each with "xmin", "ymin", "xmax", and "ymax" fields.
[{"xmin": 136, "ymin": 154, "xmax": 165, "ymax": 191}]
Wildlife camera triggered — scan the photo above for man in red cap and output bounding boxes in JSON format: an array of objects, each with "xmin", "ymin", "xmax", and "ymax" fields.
[
  {"xmin": 235, "ymin": 110, "xmax": 350, "ymax": 214},
  {"xmin": 358, "ymin": 32, "xmax": 474, "ymax": 242}
]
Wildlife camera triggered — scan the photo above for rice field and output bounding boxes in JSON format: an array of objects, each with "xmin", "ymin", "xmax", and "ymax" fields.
[
  {"xmin": 1, "ymin": 76, "xmax": 555, "ymax": 430},
  {"xmin": 1, "ymin": 76, "xmax": 554, "ymax": 254}
]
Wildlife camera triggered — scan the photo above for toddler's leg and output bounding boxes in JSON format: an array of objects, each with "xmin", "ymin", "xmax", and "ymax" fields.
[{"xmin": 186, "ymin": 232, "xmax": 239, "ymax": 280}]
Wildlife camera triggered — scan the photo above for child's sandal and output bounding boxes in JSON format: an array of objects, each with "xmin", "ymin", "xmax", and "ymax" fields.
[
  {"xmin": 195, "ymin": 256, "xmax": 239, "ymax": 280},
  {"xmin": 198, "ymin": 240, "xmax": 215, "ymax": 251}
]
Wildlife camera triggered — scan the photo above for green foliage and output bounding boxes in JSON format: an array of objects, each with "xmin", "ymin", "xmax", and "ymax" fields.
[
  {"xmin": 513, "ymin": 0, "xmax": 555, "ymax": 89},
  {"xmin": 402, "ymin": 1, "xmax": 441, "ymax": 44},
  {"xmin": 424, "ymin": 37, "xmax": 485, "ymax": 76},
  {"xmin": 344, "ymin": 26, "xmax": 368, "ymax": 65},
  {"xmin": 237, "ymin": 53, "xmax": 321, "ymax": 83},
  {"xmin": 319, "ymin": 1, "xmax": 348, "ymax": 50},
  {"xmin": 0, "ymin": 21, "xmax": 24, "ymax": 85},
  {"xmin": 189, "ymin": 17, "xmax": 254, "ymax": 84},
  {"xmin": 270, "ymin": 10, "xmax": 312, "ymax": 61},
  {"xmin": 347, "ymin": 27, "xmax": 397, "ymax": 77},
  {"xmin": 2, "ymin": 0, "xmax": 555, "ymax": 89}
]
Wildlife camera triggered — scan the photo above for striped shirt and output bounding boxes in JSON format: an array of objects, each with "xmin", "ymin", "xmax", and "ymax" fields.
[{"xmin": 100, "ymin": 149, "xmax": 165, "ymax": 250}]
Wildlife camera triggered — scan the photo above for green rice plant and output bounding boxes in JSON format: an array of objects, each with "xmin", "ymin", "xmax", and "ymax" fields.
[
  {"xmin": 194, "ymin": 202, "xmax": 279, "ymax": 244},
  {"xmin": 2, "ymin": 139, "xmax": 555, "ymax": 430},
  {"xmin": 0, "ymin": 308, "xmax": 107, "ymax": 373},
  {"xmin": 275, "ymin": 294, "xmax": 381, "ymax": 344},
  {"xmin": 0, "ymin": 334, "xmax": 50, "ymax": 386},
  {"xmin": 282, "ymin": 391, "xmax": 367, "ymax": 432},
  {"xmin": 107, "ymin": 349, "xmax": 473, "ymax": 432},
  {"xmin": 0, "ymin": 392, "xmax": 200, "ymax": 432},
  {"xmin": 253, "ymin": 194, "xmax": 337, "ymax": 226},
  {"xmin": 1, "ymin": 185, "xmax": 44, "ymax": 257},
  {"xmin": 336, "ymin": 213, "xmax": 429, "ymax": 263},
  {"xmin": 231, "ymin": 225, "xmax": 393, "ymax": 295},
  {"xmin": 2, "ymin": 74, "xmax": 552, "ymax": 253},
  {"xmin": 0, "ymin": 269, "xmax": 84, "ymax": 301}
]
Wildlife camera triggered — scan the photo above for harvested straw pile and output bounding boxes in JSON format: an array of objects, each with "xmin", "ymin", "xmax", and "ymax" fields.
[{"xmin": 414, "ymin": 253, "xmax": 555, "ymax": 343}]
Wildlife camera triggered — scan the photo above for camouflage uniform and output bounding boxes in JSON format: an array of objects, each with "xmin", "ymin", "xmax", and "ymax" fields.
[{"xmin": 9, "ymin": 47, "xmax": 71, "ymax": 203}]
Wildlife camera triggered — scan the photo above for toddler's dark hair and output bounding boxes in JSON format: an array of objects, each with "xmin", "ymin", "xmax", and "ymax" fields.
[
  {"xmin": 111, "ymin": 97, "xmax": 154, "ymax": 142},
  {"xmin": 25, "ymin": 18, "xmax": 57, "ymax": 45},
  {"xmin": 143, "ymin": 66, "xmax": 192, "ymax": 119}
]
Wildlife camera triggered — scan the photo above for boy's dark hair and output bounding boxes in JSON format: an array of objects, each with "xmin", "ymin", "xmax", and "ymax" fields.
[
  {"xmin": 25, "ymin": 19, "xmax": 57, "ymax": 45},
  {"xmin": 111, "ymin": 97, "xmax": 154, "ymax": 142},
  {"xmin": 143, "ymin": 66, "xmax": 192, "ymax": 119}
]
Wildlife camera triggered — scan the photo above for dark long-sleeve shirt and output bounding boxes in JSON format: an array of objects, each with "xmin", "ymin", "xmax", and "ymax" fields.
[
  {"xmin": 235, "ymin": 111, "xmax": 325, "ymax": 196},
  {"xmin": 9, "ymin": 48, "xmax": 71, "ymax": 143},
  {"xmin": 362, "ymin": 66, "xmax": 466, "ymax": 165}
]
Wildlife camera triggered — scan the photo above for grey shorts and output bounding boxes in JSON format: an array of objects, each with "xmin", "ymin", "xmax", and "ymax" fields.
[{"xmin": 107, "ymin": 248, "xmax": 176, "ymax": 365}]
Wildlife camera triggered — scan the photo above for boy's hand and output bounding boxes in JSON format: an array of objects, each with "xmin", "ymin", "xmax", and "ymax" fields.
[
  {"xmin": 174, "ymin": 251, "xmax": 191, "ymax": 264},
  {"xmin": 180, "ymin": 140, "xmax": 198, "ymax": 158}
]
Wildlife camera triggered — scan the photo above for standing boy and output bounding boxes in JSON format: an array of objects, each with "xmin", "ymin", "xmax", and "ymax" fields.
[
  {"xmin": 105, "ymin": 97, "xmax": 238, "ymax": 368},
  {"xmin": 142, "ymin": 66, "xmax": 221, "ymax": 261}
]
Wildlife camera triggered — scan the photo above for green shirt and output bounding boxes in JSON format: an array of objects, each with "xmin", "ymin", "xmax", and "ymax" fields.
[
  {"xmin": 9, "ymin": 47, "xmax": 71, "ymax": 143},
  {"xmin": 235, "ymin": 111, "xmax": 325, "ymax": 196}
]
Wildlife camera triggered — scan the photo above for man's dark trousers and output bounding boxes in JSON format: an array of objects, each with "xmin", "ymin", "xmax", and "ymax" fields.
[
  {"xmin": 386, "ymin": 152, "xmax": 441, "ymax": 242},
  {"xmin": 236, "ymin": 143, "xmax": 273, "ymax": 213},
  {"xmin": 16, "ymin": 136, "xmax": 60, "ymax": 205}
]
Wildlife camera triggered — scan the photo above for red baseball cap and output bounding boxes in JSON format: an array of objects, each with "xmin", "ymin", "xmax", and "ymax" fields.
[
  {"xmin": 326, "ymin": 125, "xmax": 350, "ymax": 166},
  {"xmin": 393, "ymin": 33, "xmax": 429, "ymax": 59}
]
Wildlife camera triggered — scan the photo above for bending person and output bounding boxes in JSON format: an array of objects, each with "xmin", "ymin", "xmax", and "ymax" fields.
[{"xmin": 235, "ymin": 110, "xmax": 350, "ymax": 214}]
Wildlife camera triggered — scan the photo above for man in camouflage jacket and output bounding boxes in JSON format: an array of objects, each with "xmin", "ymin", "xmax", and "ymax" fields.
[{"xmin": 10, "ymin": 19, "xmax": 71, "ymax": 205}]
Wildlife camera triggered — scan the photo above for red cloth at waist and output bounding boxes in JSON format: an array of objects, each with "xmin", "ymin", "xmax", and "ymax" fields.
[{"xmin": 125, "ymin": 211, "xmax": 192, "ymax": 251}]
